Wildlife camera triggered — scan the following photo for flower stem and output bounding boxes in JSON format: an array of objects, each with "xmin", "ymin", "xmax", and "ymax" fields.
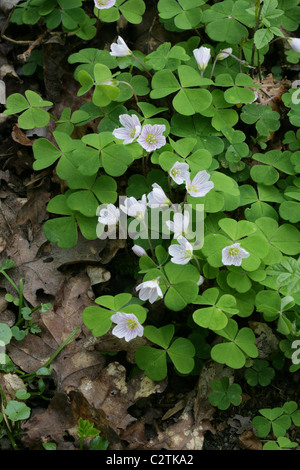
[
  {"xmin": 251, "ymin": 1, "xmax": 264, "ymax": 72},
  {"xmin": 193, "ymin": 255, "xmax": 201, "ymax": 273},
  {"xmin": 117, "ymin": 81, "xmax": 138, "ymax": 103},
  {"xmin": 132, "ymin": 53, "xmax": 152, "ymax": 78}
]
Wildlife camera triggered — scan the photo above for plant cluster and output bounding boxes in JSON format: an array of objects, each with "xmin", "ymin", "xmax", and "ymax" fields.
[{"xmin": 1, "ymin": 0, "xmax": 300, "ymax": 450}]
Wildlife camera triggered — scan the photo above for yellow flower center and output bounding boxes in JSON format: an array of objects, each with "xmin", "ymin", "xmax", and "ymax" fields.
[
  {"xmin": 171, "ymin": 168, "xmax": 179, "ymax": 176},
  {"xmin": 97, "ymin": 0, "xmax": 108, "ymax": 5},
  {"xmin": 188, "ymin": 185, "xmax": 197, "ymax": 193},
  {"xmin": 146, "ymin": 133, "xmax": 157, "ymax": 145},
  {"xmin": 127, "ymin": 319, "xmax": 138, "ymax": 330},
  {"xmin": 130, "ymin": 128, "xmax": 136, "ymax": 138},
  {"xmin": 184, "ymin": 249, "xmax": 192, "ymax": 259},
  {"xmin": 228, "ymin": 247, "xmax": 239, "ymax": 257}
]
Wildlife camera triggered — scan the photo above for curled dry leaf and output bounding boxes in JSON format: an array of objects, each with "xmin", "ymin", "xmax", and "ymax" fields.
[{"xmin": 11, "ymin": 125, "xmax": 34, "ymax": 146}]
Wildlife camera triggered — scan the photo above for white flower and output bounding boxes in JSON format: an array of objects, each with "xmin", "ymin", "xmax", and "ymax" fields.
[
  {"xmin": 193, "ymin": 46, "xmax": 211, "ymax": 71},
  {"xmin": 110, "ymin": 36, "xmax": 132, "ymax": 57},
  {"xmin": 217, "ymin": 48, "xmax": 233, "ymax": 61},
  {"xmin": 168, "ymin": 236, "xmax": 193, "ymax": 265},
  {"xmin": 119, "ymin": 195, "xmax": 147, "ymax": 221},
  {"xmin": 112, "ymin": 114, "xmax": 141, "ymax": 144},
  {"xmin": 98, "ymin": 204, "xmax": 120, "ymax": 225},
  {"xmin": 186, "ymin": 170, "xmax": 214, "ymax": 198},
  {"xmin": 197, "ymin": 275, "xmax": 204, "ymax": 286},
  {"xmin": 169, "ymin": 161, "xmax": 190, "ymax": 185},
  {"xmin": 147, "ymin": 183, "xmax": 171, "ymax": 208},
  {"xmin": 111, "ymin": 312, "xmax": 143, "ymax": 342},
  {"xmin": 166, "ymin": 212, "xmax": 190, "ymax": 239},
  {"xmin": 94, "ymin": 0, "xmax": 116, "ymax": 9},
  {"xmin": 250, "ymin": 90, "xmax": 258, "ymax": 104},
  {"xmin": 137, "ymin": 124, "xmax": 166, "ymax": 152},
  {"xmin": 132, "ymin": 245, "xmax": 147, "ymax": 257},
  {"xmin": 222, "ymin": 243, "xmax": 250, "ymax": 267},
  {"xmin": 288, "ymin": 38, "xmax": 300, "ymax": 53},
  {"xmin": 136, "ymin": 278, "xmax": 163, "ymax": 304}
]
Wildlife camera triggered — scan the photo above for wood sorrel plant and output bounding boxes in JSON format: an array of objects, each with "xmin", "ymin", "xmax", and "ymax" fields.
[{"xmin": 2, "ymin": 0, "xmax": 300, "ymax": 432}]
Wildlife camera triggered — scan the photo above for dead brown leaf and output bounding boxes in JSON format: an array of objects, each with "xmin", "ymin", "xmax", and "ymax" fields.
[
  {"xmin": 22, "ymin": 361, "xmax": 167, "ymax": 449},
  {"xmin": 253, "ymin": 73, "xmax": 288, "ymax": 112},
  {"xmin": 91, "ymin": 331, "xmax": 150, "ymax": 364},
  {"xmin": 77, "ymin": 362, "xmax": 167, "ymax": 436},
  {"xmin": 11, "ymin": 125, "xmax": 34, "ymax": 147},
  {"xmin": 7, "ymin": 273, "xmax": 105, "ymax": 391},
  {"xmin": 238, "ymin": 430, "xmax": 263, "ymax": 450},
  {"xmin": 0, "ymin": 373, "xmax": 27, "ymax": 401},
  {"xmin": 21, "ymin": 392, "xmax": 78, "ymax": 449},
  {"xmin": 1, "ymin": 228, "xmax": 107, "ymax": 306}
]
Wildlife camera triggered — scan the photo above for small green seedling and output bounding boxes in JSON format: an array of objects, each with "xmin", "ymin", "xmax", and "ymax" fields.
[
  {"xmin": 208, "ymin": 376, "xmax": 242, "ymax": 410},
  {"xmin": 77, "ymin": 418, "xmax": 109, "ymax": 450},
  {"xmin": 244, "ymin": 359, "xmax": 275, "ymax": 387}
]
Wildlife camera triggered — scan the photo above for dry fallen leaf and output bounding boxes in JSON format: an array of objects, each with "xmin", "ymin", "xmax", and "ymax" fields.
[
  {"xmin": 145, "ymin": 393, "xmax": 213, "ymax": 451},
  {"xmin": 7, "ymin": 273, "xmax": 105, "ymax": 391},
  {"xmin": 2, "ymin": 228, "xmax": 107, "ymax": 306},
  {"xmin": 238, "ymin": 430, "xmax": 263, "ymax": 450},
  {"xmin": 22, "ymin": 361, "xmax": 167, "ymax": 449},
  {"xmin": 21, "ymin": 392, "xmax": 78, "ymax": 449},
  {"xmin": 77, "ymin": 362, "xmax": 167, "ymax": 435},
  {"xmin": 0, "ymin": 373, "xmax": 27, "ymax": 401}
]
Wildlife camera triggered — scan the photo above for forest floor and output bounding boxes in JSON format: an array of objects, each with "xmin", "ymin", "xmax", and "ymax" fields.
[{"xmin": 0, "ymin": 0, "xmax": 300, "ymax": 451}]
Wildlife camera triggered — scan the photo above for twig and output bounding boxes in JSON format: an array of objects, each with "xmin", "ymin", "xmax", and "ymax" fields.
[{"xmin": 17, "ymin": 30, "xmax": 48, "ymax": 62}]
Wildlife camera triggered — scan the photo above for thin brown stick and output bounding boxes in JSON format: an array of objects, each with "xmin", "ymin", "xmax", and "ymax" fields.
[{"xmin": 17, "ymin": 30, "xmax": 48, "ymax": 62}]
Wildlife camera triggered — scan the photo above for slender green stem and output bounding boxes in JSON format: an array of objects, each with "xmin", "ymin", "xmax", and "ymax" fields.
[
  {"xmin": 0, "ymin": 384, "xmax": 7, "ymax": 406},
  {"xmin": 210, "ymin": 56, "xmax": 218, "ymax": 79},
  {"xmin": 193, "ymin": 255, "xmax": 201, "ymax": 273},
  {"xmin": 43, "ymin": 326, "xmax": 80, "ymax": 369},
  {"xmin": 1, "ymin": 271, "xmax": 20, "ymax": 294},
  {"xmin": 257, "ymin": 49, "xmax": 262, "ymax": 81},
  {"xmin": 0, "ymin": 385, "xmax": 19, "ymax": 450},
  {"xmin": 21, "ymin": 326, "xmax": 80, "ymax": 379},
  {"xmin": 117, "ymin": 81, "xmax": 138, "ymax": 103},
  {"xmin": 251, "ymin": 1, "xmax": 264, "ymax": 71},
  {"xmin": 132, "ymin": 53, "xmax": 152, "ymax": 77},
  {"xmin": 159, "ymin": 275, "xmax": 170, "ymax": 290},
  {"xmin": 17, "ymin": 278, "xmax": 24, "ymax": 324}
]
